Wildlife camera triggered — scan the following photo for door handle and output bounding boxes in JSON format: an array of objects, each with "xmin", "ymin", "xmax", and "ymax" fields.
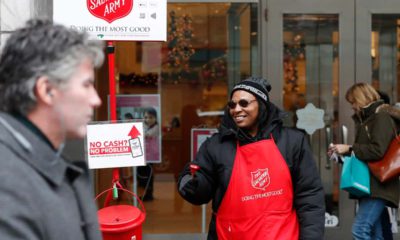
[
  {"xmin": 341, "ymin": 125, "xmax": 348, "ymax": 145},
  {"xmin": 325, "ymin": 127, "xmax": 332, "ymax": 169}
]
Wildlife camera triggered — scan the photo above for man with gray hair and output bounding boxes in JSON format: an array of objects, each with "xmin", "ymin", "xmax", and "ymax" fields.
[{"xmin": 0, "ymin": 19, "xmax": 104, "ymax": 239}]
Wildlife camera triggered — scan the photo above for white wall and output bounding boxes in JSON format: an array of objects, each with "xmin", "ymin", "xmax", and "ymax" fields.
[
  {"xmin": 1, "ymin": 0, "xmax": 33, "ymax": 31},
  {"xmin": 0, "ymin": 0, "xmax": 52, "ymax": 48},
  {"xmin": 0, "ymin": 0, "xmax": 33, "ymax": 46}
]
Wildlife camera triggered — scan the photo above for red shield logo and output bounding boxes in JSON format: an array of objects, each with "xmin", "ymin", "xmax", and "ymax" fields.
[
  {"xmin": 87, "ymin": 0, "xmax": 134, "ymax": 23},
  {"xmin": 251, "ymin": 168, "xmax": 270, "ymax": 190}
]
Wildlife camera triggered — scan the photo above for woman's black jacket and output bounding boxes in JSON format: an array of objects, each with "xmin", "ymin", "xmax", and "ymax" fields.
[{"xmin": 177, "ymin": 103, "xmax": 325, "ymax": 240}]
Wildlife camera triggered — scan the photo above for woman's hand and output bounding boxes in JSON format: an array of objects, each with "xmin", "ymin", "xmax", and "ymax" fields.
[{"xmin": 328, "ymin": 143, "xmax": 351, "ymax": 155}]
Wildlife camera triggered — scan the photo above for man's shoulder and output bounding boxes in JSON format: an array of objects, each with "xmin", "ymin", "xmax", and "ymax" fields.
[
  {"xmin": 0, "ymin": 146, "xmax": 45, "ymax": 205},
  {"xmin": 0, "ymin": 143, "xmax": 40, "ymax": 180},
  {"xmin": 0, "ymin": 113, "xmax": 17, "ymax": 136},
  {"xmin": 0, "ymin": 112, "xmax": 31, "ymax": 145},
  {"xmin": 0, "ymin": 115, "xmax": 49, "ymax": 186},
  {"xmin": 0, "ymin": 112, "xmax": 51, "ymax": 154}
]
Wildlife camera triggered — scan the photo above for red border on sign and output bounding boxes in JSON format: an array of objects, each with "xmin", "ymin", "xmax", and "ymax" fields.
[{"xmin": 191, "ymin": 128, "xmax": 218, "ymax": 161}]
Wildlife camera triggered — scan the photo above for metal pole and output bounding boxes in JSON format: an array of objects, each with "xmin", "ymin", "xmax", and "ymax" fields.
[
  {"xmin": 201, "ymin": 204, "xmax": 206, "ymax": 233},
  {"xmin": 133, "ymin": 167, "xmax": 138, "ymax": 207}
]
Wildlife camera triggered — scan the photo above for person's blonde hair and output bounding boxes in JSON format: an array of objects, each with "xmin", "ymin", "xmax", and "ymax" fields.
[{"xmin": 345, "ymin": 82, "xmax": 380, "ymax": 107}]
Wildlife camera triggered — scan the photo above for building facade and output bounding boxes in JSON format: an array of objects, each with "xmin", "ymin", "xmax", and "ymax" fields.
[{"xmin": 1, "ymin": 0, "xmax": 400, "ymax": 239}]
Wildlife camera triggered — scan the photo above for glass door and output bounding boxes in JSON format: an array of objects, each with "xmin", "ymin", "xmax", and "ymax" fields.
[
  {"xmin": 356, "ymin": 0, "xmax": 400, "ymax": 105},
  {"xmin": 356, "ymin": 1, "xmax": 400, "ymax": 238},
  {"xmin": 264, "ymin": 0, "xmax": 400, "ymax": 238},
  {"xmin": 262, "ymin": 0, "xmax": 355, "ymax": 239}
]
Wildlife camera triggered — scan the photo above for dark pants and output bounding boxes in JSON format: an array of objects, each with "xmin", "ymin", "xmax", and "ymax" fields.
[
  {"xmin": 381, "ymin": 208, "xmax": 393, "ymax": 240},
  {"xmin": 137, "ymin": 165, "xmax": 153, "ymax": 200}
]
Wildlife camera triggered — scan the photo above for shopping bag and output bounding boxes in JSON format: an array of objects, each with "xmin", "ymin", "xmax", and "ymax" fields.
[{"xmin": 340, "ymin": 154, "xmax": 370, "ymax": 197}]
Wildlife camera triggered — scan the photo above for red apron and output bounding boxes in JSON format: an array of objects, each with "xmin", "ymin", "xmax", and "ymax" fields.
[{"xmin": 216, "ymin": 138, "xmax": 299, "ymax": 240}]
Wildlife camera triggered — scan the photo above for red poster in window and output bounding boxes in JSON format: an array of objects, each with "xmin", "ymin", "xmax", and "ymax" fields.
[{"xmin": 87, "ymin": 0, "xmax": 133, "ymax": 23}]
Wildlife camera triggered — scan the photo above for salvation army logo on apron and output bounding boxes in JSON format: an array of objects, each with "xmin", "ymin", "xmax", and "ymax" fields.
[
  {"xmin": 251, "ymin": 168, "xmax": 270, "ymax": 190},
  {"xmin": 87, "ymin": 0, "xmax": 134, "ymax": 23}
]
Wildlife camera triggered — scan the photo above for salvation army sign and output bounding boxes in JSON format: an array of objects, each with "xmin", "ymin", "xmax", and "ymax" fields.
[
  {"xmin": 54, "ymin": 0, "xmax": 166, "ymax": 41},
  {"xmin": 87, "ymin": 0, "xmax": 133, "ymax": 23},
  {"xmin": 86, "ymin": 121, "xmax": 146, "ymax": 169}
]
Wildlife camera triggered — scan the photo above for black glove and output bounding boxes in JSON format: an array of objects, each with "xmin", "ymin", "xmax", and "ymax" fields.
[{"xmin": 180, "ymin": 175, "xmax": 199, "ymax": 196}]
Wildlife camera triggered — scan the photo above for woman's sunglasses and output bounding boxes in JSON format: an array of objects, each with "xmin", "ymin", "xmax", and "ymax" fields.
[{"xmin": 227, "ymin": 99, "xmax": 257, "ymax": 109}]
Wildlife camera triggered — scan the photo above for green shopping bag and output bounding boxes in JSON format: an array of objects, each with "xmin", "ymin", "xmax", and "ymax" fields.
[{"xmin": 340, "ymin": 154, "xmax": 370, "ymax": 197}]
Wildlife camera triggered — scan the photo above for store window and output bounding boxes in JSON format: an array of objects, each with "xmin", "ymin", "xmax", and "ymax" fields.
[
  {"xmin": 282, "ymin": 14, "xmax": 340, "ymax": 225},
  {"xmin": 96, "ymin": 2, "xmax": 259, "ymax": 234},
  {"xmin": 371, "ymin": 14, "xmax": 400, "ymax": 104}
]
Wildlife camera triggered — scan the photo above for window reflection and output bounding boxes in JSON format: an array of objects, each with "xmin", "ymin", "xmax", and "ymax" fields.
[
  {"xmin": 283, "ymin": 14, "xmax": 340, "ymax": 227},
  {"xmin": 371, "ymin": 14, "xmax": 400, "ymax": 104},
  {"xmin": 109, "ymin": 2, "xmax": 258, "ymax": 234}
]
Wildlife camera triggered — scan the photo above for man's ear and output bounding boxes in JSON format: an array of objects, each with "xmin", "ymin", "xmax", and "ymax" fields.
[{"xmin": 35, "ymin": 76, "xmax": 54, "ymax": 105}]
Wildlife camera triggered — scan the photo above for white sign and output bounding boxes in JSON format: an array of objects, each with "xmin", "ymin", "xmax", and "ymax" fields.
[
  {"xmin": 53, "ymin": 0, "xmax": 166, "ymax": 41},
  {"xmin": 296, "ymin": 103, "xmax": 325, "ymax": 135},
  {"xmin": 86, "ymin": 122, "xmax": 146, "ymax": 169},
  {"xmin": 325, "ymin": 213, "xmax": 339, "ymax": 227}
]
